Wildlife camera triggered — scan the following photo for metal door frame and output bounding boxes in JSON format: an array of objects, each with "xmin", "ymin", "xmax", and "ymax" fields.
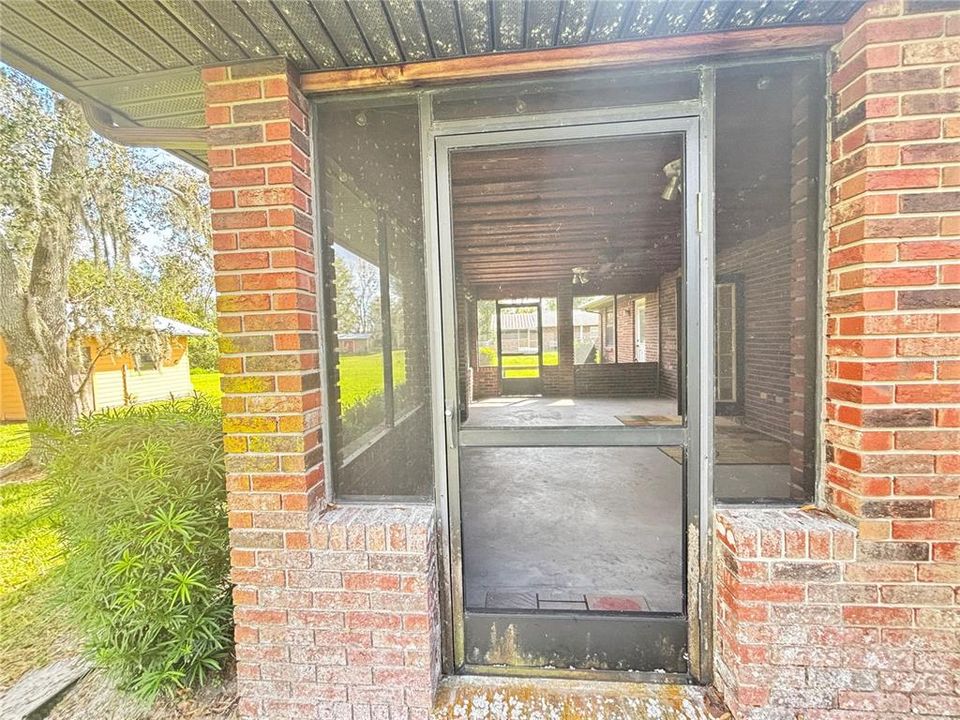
[
  {"xmin": 426, "ymin": 106, "xmax": 714, "ymax": 683},
  {"xmin": 496, "ymin": 299, "xmax": 544, "ymax": 396}
]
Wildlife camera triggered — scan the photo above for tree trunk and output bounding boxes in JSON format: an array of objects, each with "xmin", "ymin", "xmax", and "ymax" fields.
[
  {"xmin": 0, "ymin": 98, "xmax": 88, "ymax": 462},
  {"xmin": 4, "ymin": 334, "xmax": 77, "ymax": 428}
]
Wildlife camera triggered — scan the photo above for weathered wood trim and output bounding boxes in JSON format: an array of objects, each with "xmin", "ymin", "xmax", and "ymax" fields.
[{"xmin": 301, "ymin": 25, "xmax": 841, "ymax": 95}]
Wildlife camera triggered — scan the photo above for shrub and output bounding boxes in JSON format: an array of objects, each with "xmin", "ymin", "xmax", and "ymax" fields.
[
  {"xmin": 188, "ymin": 333, "xmax": 220, "ymax": 372},
  {"xmin": 40, "ymin": 396, "xmax": 232, "ymax": 699}
]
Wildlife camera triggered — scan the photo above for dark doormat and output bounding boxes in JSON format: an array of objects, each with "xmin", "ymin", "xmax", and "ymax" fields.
[
  {"xmin": 656, "ymin": 423, "xmax": 790, "ymax": 465},
  {"xmin": 616, "ymin": 414, "xmax": 682, "ymax": 426}
]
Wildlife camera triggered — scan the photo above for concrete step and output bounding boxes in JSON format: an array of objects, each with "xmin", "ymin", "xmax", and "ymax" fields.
[{"xmin": 433, "ymin": 676, "xmax": 728, "ymax": 720}]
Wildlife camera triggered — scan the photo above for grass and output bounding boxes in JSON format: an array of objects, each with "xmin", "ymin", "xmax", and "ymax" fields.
[
  {"xmin": 190, "ymin": 367, "xmax": 223, "ymax": 401},
  {"xmin": 0, "ymin": 422, "xmax": 29, "ymax": 467},
  {"xmin": 0, "ymin": 355, "xmax": 411, "ymax": 688},
  {"xmin": 191, "ymin": 351, "xmax": 408, "ymax": 410},
  {"xmin": 338, "ymin": 350, "xmax": 406, "ymax": 408},
  {"xmin": 480, "ymin": 350, "xmax": 559, "ymax": 378},
  {"xmin": 0, "ymin": 475, "xmax": 72, "ymax": 689},
  {"xmin": 0, "ymin": 353, "xmax": 413, "ymax": 470}
]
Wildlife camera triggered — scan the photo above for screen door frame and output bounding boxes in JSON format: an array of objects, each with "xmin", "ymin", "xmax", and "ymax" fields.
[
  {"xmin": 430, "ymin": 112, "xmax": 713, "ymax": 683},
  {"xmin": 496, "ymin": 299, "xmax": 544, "ymax": 396}
]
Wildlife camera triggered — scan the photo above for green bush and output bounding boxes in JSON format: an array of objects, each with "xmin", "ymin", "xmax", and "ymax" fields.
[
  {"xmin": 40, "ymin": 397, "xmax": 232, "ymax": 699},
  {"xmin": 188, "ymin": 333, "xmax": 220, "ymax": 372}
]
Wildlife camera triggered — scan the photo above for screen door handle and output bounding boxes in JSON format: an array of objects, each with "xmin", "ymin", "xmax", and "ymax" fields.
[{"xmin": 444, "ymin": 403, "xmax": 458, "ymax": 449}]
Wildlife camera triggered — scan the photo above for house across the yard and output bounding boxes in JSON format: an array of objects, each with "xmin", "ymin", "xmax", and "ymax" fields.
[
  {"xmin": 337, "ymin": 332, "xmax": 373, "ymax": 355},
  {"xmin": 0, "ymin": 319, "xmax": 207, "ymax": 421},
  {"xmin": 3, "ymin": 1, "xmax": 956, "ymax": 719}
]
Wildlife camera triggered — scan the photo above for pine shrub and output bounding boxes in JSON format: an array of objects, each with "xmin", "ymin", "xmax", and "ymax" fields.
[{"xmin": 41, "ymin": 397, "xmax": 232, "ymax": 699}]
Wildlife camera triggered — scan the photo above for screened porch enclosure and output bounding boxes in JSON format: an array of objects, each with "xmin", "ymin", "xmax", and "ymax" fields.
[
  {"xmin": 453, "ymin": 58, "xmax": 820, "ymax": 508},
  {"xmin": 314, "ymin": 55, "xmax": 822, "ymax": 674}
]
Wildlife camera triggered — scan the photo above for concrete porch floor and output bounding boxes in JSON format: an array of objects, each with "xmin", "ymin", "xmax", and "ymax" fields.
[
  {"xmin": 459, "ymin": 395, "xmax": 798, "ymax": 614},
  {"xmin": 432, "ymin": 676, "xmax": 718, "ymax": 719},
  {"xmin": 465, "ymin": 396, "xmax": 680, "ymax": 427},
  {"xmin": 460, "ymin": 445, "xmax": 683, "ymax": 612},
  {"xmin": 464, "ymin": 395, "xmax": 794, "ymax": 500}
]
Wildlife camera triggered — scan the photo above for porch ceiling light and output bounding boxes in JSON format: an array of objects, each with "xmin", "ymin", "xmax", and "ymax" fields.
[
  {"xmin": 572, "ymin": 267, "xmax": 589, "ymax": 285},
  {"xmin": 661, "ymin": 158, "xmax": 682, "ymax": 201}
]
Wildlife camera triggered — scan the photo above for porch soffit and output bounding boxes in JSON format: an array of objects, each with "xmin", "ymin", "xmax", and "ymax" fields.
[{"xmin": 0, "ymin": 1, "xmax": 862, "ymax": 168}]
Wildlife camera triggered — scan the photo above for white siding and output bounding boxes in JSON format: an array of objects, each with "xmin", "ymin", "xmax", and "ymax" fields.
[
  {"xmin": 91, "ymin": 369, "xmax": 126, "ymax": 410},
  {"xmin": 117, "ymin": 353, "xmax": 194, "ymax": 408}
]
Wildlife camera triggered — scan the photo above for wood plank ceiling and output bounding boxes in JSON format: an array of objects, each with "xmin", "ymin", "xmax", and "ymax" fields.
[
  {"xmin": 0, "ymin": 1, "xmax": 862, "ymax": 165},
  {"xmin": 451, "ymin": 135, "xmax": 683, "ymax": 287}
]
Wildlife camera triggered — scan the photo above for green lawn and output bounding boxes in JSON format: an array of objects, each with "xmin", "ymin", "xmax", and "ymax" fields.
[
  {"xmin": 190, "ymin": 368, "xmax": 223, "ymax": 402},
  {"xmin": 191, "ymin": 351, "xmax": 407, "ymax": 410},
  {"xmin": 0, "ymin": 354, "xmax": 410, "ymax": 470},
  {"xmin": 0, "ymin": 476, "xmax": 72, "ymax": 688},
  {"xmin": 0, "ymin": 423, "xmax": 29, "ymax": 468},
  {"xmin": 480, "ymin": 350, "xmax": 559, "ymax": 378}
]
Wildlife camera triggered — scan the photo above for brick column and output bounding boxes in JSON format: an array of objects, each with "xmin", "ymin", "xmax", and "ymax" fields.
[
  {"xmin": 715, "ymin": 3, "xmax": 960, "ymax": 719},
  {"xmin": 826, "ymin": 0, "xmax": 959, "ymax": 540},
  {"xmin": 823, "ymin": 6, "xmax": 960, "ymax": 712},
  {"xmin": 205, "ymin": 60, "xmax": 441, "ymax": 719},
  {"xmin": 557, "ymin": 283, "xmax": 575, "ymax": 394},
  {"xmin": 205, "ymin": 59, "xmax": 324, "ymax": 556}
]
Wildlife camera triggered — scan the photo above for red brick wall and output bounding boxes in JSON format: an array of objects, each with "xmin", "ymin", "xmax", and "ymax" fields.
[
  {"xmin": 825, "ymin": 0, "xmax": 959, "ymax": 537},
  {"xmin": 716, "ymin": 2, "xmax": 960, "ymax": 718},
  {"xmin": 716, "ymin": 228, "xmax": 794, "ymax": 442},
  {"xmin": 556, "ymin": 284, "xmax": 576, "ymax": 394},
  {"xmin": 206, "ymin": 60, "xmax": 441, "ymax": 720},
  {"xmin": 659, "ymin": 268, "xmax": 680, "ymax": 399},
  {"xmin": 616, "ymin": 294, "xmax": 637, "ymax": 362},
  {"xmin": 716, "ymin": 505, "xmax": 959, "ymax": 720},
  {"xmin": 573, "ymin": 362, "xmax": 660, "ymax": 396},
  {"xmin": 472, "ymin": 366, "xmax": 500, "ymax": 398}
]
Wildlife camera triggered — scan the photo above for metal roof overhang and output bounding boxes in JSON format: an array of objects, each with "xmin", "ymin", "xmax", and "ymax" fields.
[{"xmin": 0, "ymin": 1, "xmax": 862, "ymax": 169}]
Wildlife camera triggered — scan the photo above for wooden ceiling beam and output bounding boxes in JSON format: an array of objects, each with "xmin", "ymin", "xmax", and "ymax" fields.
[{"xmin": 300, "ymin": 25, "xmax": 840, "ymax": 94}]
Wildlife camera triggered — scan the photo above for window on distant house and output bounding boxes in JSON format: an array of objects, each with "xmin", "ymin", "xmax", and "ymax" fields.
[
  {"xmin": 136, "ymin": 352, "xmax": 157, "ymax": 371},
  {"xmin": 573, "ymin": 294, "xmax": 654, "ymax": 365}
]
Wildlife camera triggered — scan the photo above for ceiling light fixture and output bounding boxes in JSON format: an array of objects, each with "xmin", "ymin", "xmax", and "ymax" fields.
[{"xmin": 661, "ymin": 158, "xmax": 682, "ymax": 201}]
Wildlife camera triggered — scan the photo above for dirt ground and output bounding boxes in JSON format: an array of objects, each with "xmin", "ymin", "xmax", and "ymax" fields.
[{"xmin": 34, "ymin": 667, "xmax": 238, "ymax": 720}]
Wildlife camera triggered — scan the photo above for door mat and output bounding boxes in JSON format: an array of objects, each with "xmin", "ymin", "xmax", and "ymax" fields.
[
  {"xmin": 616, "ymin": 415, "xmax": 682, "ymax": 426},
  {"xmin": 658, "ymin": 425, "xmax": 790, "ymax": 465},
  {"xmin": 484, "ymin": 589, "xmax": 650, "ymax": 613}
]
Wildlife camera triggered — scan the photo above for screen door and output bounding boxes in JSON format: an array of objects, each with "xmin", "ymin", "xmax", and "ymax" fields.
[
  {"xmin": 496, "ymin": 300, "xmax": 543, "ymax": 396},
  {"xmin": 437, "ymin": 117, "xmax": 703, "ymax": 677}
]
